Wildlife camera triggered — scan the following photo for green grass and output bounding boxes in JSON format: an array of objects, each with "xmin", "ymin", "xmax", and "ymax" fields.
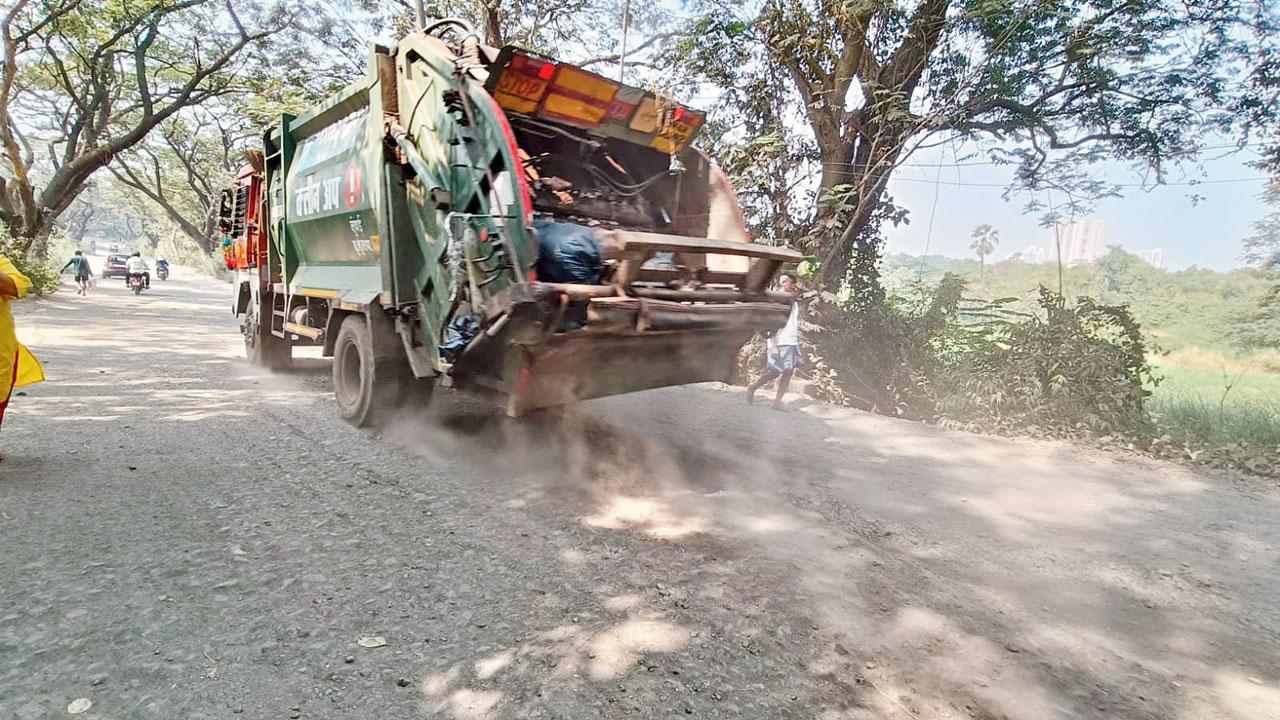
[{"xmin": 1148, "ymin": 364, "xmax": 1280, "ymax": 450}]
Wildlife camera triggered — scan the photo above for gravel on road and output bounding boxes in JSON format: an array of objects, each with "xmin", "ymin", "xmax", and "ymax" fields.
[{"xmin": 2, "ymin": 267, "xmax": 1278, "ymax": 719}]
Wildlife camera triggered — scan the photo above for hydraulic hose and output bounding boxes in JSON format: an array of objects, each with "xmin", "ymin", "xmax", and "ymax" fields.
[
  {"xmin": 423, "ymin": 18, "xmax": 476, "ymax": 38},
  {"xmin": 388, "ymin": 123, "xmax": 435, "ymax": 185}
]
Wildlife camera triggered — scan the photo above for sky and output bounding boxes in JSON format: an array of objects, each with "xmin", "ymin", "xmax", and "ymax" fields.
[{"xmin": 880, "ymin": 144, "xmax": 1273, "ymax": 272}]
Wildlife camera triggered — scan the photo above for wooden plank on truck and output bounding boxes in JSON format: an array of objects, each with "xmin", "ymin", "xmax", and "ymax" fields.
[{"xmin": 598, "ymin": 230, "xmax": 803, "ymax": 263}]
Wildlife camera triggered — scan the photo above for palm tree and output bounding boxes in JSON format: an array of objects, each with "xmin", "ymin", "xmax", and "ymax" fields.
[{"xmin": 970, "ymin": 223, "xmax": 999, "ymax": 269}]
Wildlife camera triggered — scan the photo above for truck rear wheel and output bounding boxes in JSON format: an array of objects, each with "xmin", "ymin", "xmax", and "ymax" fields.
[
  {"xmin": 333, "ymin": 314, "xmax": 405, "ymax": 427},
  {"xmin": 244, "ymin": 310, "xmax": 292, "ymax": 370}
]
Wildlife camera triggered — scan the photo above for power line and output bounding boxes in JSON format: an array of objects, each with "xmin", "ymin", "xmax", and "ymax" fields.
[
  {"xmin": 816, "ymin": 142, "xmax": 1268, "ymax": 170},
  {"xmin": 887, "ymin": 175, "xmax": 1271, "ymax": 188},
  {"xmin": 917, "ymin": 143, "xmax": 948, "ymax": 278},
  {"xmin": 819, "ymin": 147, "xmax": 1269, "ymax": 170},
  {"xmin": 823, "ymin": 159, "xmax": 997, "ymax": 169}
]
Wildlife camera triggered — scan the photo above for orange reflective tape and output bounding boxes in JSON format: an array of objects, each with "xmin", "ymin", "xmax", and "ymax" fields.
[{"xmin": 538, "ymin": 66, "xmax": 618, "ymax": 127}]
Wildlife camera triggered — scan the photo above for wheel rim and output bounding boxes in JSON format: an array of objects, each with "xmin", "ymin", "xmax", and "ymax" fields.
[{"xmin": 338, "ymin": 338, "xmax": 362, "ymax": 404}]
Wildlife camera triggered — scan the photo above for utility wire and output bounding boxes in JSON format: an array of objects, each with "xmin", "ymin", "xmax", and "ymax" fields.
[
  {"xmin": 887, "ymin": 175, "xmax": 1270, "ymax": 188},
  {"xmin": 916, "ymin": 143, "xmax": 948, "ymax": 279},
  {"xmin": 814, "ymin": 142, "xmax": 1268, "ymax": 170}
]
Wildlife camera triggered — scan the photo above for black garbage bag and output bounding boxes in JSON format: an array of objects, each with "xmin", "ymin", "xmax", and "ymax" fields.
[
  {"xmin": 534, "ymin": 220, "xmax": 603, "ymax": 284},
  {"xmin": 533, "ymin": 220, "xmax": 603, "ymax": 329}
]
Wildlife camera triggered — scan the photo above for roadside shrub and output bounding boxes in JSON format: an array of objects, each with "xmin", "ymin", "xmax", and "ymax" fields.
[
  {"xmin": 745, "ymin": 271, "xmax": 1278, "ymax": 476},
  {"xmin": 940, "ymin": 288, "xmax": 1156, "ymax": 436},
  {"xmin": 14, "ymin": 258, "xmax": 61, "ymax": 294},
  {"xmin": 0, "ymin": 227, "xmax": 62, "ymax": 294},
  {"xmin": 798, "ymin": 276, "xmax": 1156, "ymax": 437}
]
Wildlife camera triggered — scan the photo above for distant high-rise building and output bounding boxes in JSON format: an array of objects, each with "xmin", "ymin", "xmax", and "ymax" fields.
[
  {"xmin": 1049, "ymin": 220, "xmax": 1105, "ymax": 265},
  {"xmin": 1137, "ymin": 248, "xmax": 1166, "ymax": 270}
]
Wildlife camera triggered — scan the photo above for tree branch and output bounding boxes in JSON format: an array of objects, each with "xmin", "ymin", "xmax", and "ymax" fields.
[{"xmin": 577, "ymin": 31, "xmax": 684, "ymax": 68}]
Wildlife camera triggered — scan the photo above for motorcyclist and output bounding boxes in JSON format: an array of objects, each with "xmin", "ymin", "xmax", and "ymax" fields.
[
  {"xmin": 125, "ymin": 251, "xmax": 150, "ymax": 289},
  {"xmin": 155, "ymin": 256, "xmax": 170, "ymax": 279}
]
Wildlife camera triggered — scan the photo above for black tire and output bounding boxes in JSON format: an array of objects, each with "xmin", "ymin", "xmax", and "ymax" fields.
[
  {"xmin": 244, "ymin": 308, "xmax": 292, "ymax": 370},
  {"xmin": 132, "ymin": 282, "xmax": 142, "ymax": 295},
  {"xmin": 332, "ymin": 314, "xmax": 408, "ymax": 427}
]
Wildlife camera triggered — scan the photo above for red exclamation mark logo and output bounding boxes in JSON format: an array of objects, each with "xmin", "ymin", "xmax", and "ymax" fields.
[{"xmin": 343, "ymin": 161, "xmax": 362, "ymax": 210}]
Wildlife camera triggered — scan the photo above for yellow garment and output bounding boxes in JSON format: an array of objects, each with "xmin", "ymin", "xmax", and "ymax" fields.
[{"xmin": 0, "ymin": 254, "xmax": 46, "ymax": 392}]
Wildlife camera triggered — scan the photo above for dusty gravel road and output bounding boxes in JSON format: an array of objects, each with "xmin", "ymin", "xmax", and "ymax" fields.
[{"xmin": 2, "ymin": 265, "xmax": 1278, "ymax": 720}]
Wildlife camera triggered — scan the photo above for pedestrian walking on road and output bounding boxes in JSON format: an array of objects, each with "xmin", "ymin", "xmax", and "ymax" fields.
[
  {"xmin": 0, "ymin": 254, "xmax": 46, "ymax": 434},
  {"xmin": 60, "ymin": 250, "xmax": 94, "ymax": 295},
  {"xmin": 746, "ymin": 273, "xmax": 805, "ymax": 411}
]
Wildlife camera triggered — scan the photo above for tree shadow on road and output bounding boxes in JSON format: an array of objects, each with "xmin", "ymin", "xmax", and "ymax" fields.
[{"xmin": 382, "ymin": 384, "xmax": 1280, "ymax": 720}]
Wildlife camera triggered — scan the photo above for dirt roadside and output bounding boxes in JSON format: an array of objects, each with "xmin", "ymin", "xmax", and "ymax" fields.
[{"xmin": 1, "ymin": 266, "xmax": 1277, "ymax": 719}]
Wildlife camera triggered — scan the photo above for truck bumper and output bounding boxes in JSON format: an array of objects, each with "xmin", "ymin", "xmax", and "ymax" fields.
[
  {"xmin": 505, "ymin": 328, "xmax": 755, "ymax": 416},
  {"xmin": 453, "ymin": 282, "xmax": 790, "ymax": 416}
]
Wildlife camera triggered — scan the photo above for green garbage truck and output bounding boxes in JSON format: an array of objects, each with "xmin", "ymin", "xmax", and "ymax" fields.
[{"xmin": 223, "ymin": 20, "xmax": 801, "ymax": 425}]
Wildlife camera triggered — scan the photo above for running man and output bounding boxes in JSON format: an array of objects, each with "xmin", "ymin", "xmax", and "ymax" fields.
[
  {"xmin": 746, "ymin": 273, "xmax": 806, "ymax": 410},
  {"xmin": 60, "ymin": 250, "xmax": 94, "ymax": 295}
]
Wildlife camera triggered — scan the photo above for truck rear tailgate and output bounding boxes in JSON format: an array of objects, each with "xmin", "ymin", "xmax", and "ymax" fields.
[{"xmin": 452, "ymin": 233, "xmax": 801, "ymax": 415}]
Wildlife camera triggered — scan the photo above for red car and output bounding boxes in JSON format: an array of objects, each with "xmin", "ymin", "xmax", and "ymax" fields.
[{"xmin": 100, "ymin": 254, "xmax": 129, "ymax": 279}]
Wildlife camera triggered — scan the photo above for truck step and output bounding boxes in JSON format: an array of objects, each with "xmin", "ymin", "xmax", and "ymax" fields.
[{"xmin": 284, "ymin": 322, "xmax": 323, "ymax": 340}]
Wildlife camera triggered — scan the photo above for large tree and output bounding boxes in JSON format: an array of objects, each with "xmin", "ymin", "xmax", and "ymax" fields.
[
  {"xmin": 678, "ymin": 0, "xmax": 1279, "ymax": 289},
  {"xmin": 107, "ymin": 110, "xmax": 245, "ymax": 254},
  {"xmin": 1244, "ymin": 181, "xmax": 1280, "ymax": 271},
  {"xmin": 0, "ymin": 0, "xmax": 300, "ymax": 258},
  {"xmin": 105, "ymin": 27, "xmax": 368, "ymax": 255}
]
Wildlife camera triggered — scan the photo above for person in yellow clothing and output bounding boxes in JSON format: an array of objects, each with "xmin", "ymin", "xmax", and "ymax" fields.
[{"xmin": 0, "ymin": 254, "xmax": 46, "ymax": 429}]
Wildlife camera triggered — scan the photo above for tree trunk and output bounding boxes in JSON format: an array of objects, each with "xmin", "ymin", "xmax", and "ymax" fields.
[
  {"xmin": 26, "ymin": 223, "xmax": 55, "ymax": 261},
  {"xmin": 814, "ymin": 107, "xmax": 910, "ymax": 290},
  {"xmin": 2, "ymin": 208, "xmax": 57, "ymax": 260},
  {"xmin": 483, "ymin": 3, "xmax": 504, "ymax": 46}
]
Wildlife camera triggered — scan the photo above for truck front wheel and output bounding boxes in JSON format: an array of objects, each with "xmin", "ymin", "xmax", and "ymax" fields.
[
  {"xmin": 333, "ymin": 314, "xmax": 403, "ymax": 427},
  {"xmin": 245, "ymin": 310, "xmax": 292, "ymax": 370}
]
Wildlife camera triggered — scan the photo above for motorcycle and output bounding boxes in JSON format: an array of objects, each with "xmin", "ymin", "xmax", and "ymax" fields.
[
  {"xmin": 128, "ymin": 273, "xmax": 145, "ymax": 295},
  {"xmin": 157, "ymin": 265, "xmax": 169, "ymax": 281}
]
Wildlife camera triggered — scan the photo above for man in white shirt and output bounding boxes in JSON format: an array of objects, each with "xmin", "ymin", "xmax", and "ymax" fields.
[
  {"xmin": 125, "ymin": 252, "xmax": 150, "ymax": 289},
  {"xmin": 746, "ymin": 273, "xmax": 804, "ymax": 410}
]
